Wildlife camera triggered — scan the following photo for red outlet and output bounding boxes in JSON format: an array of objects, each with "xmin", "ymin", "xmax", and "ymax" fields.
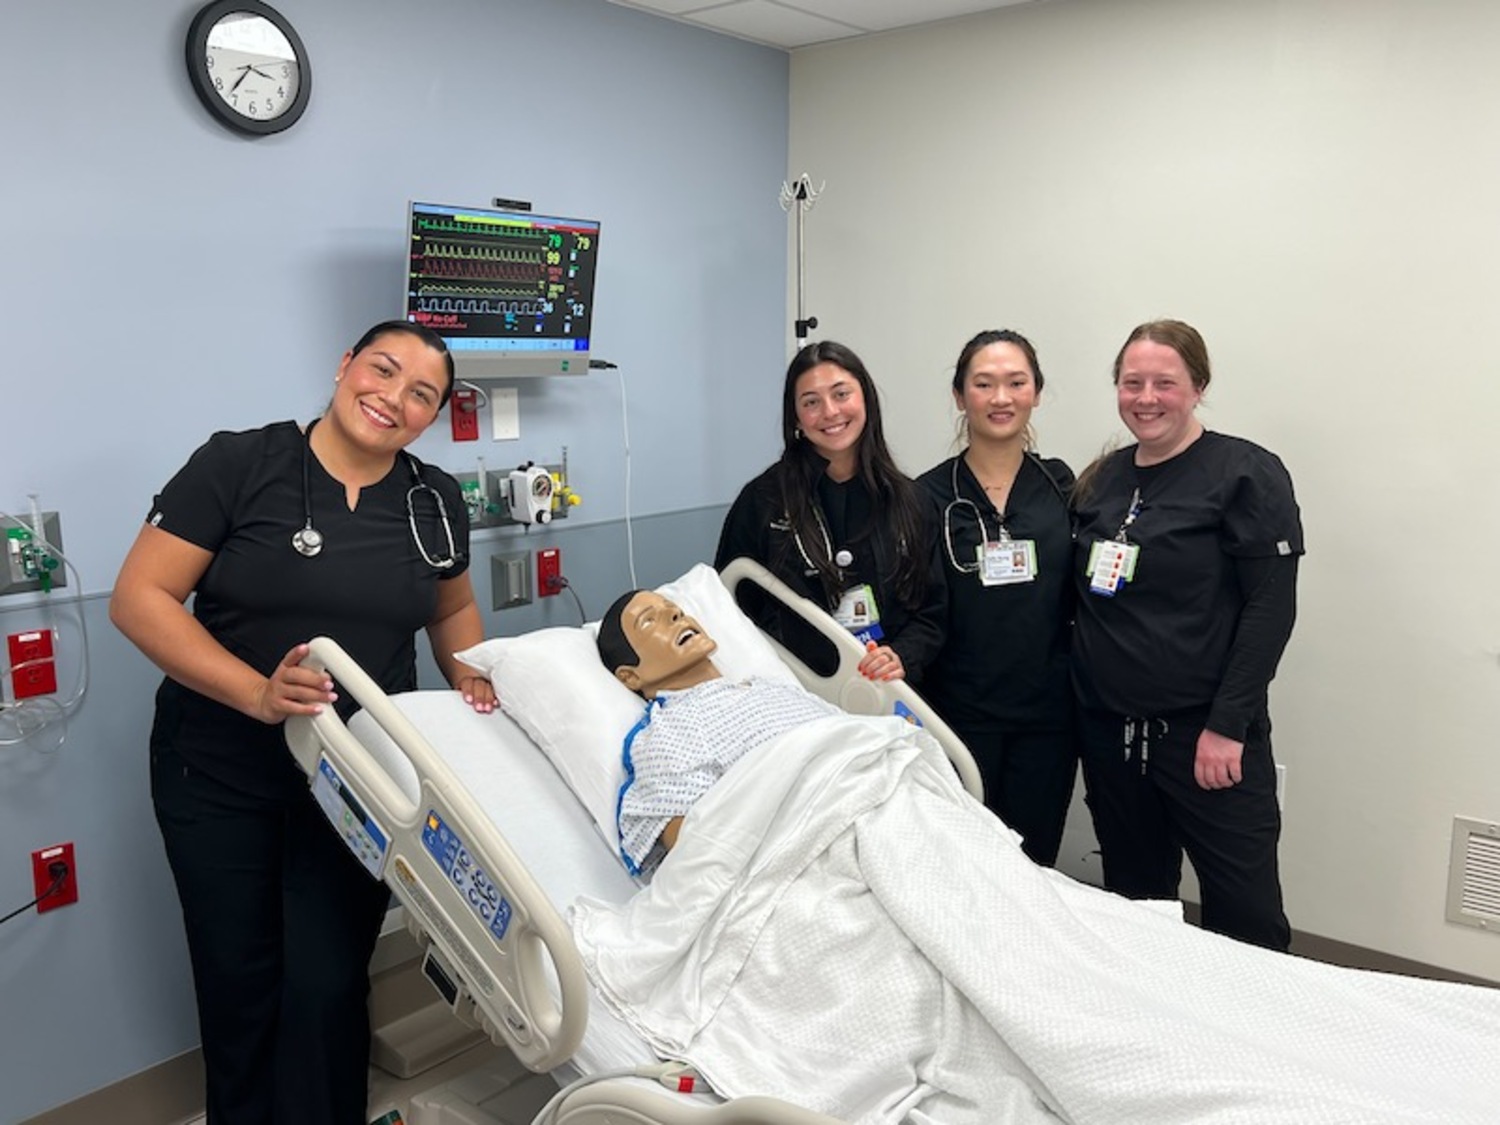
[
  {"xmin": 32, "ymin": 842, "xmax": 78, "ymax": 913},
  {"xmin": 7, "ymin": 629, "xmax": 57, "ymax": 699},
  {"xmin": 537, "ymin": 548, "xmax": 562, "ymax": 597},
  {"xmin": 450, "ymin": 388, "xmax": 479, "ymax": 442}
]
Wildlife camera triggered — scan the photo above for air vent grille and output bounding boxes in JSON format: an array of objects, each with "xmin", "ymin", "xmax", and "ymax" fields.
[{"xmin": 1446, "ymin": 816, "xmax": 1500, "ymax": 932}]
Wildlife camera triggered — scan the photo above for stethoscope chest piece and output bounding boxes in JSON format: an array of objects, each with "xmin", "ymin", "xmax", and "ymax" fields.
[
  {"xmin": 834, "ymin": 548, "xmax": 854, "ymax": 568},
  {"xmin": 292, "ymin": 524, "xmax": 324, "ymax": 558}
]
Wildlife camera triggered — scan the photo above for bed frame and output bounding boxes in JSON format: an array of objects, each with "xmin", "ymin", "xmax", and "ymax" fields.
[{"xmin": 283, "ymin": 559, "xmax": 980, "ymax": 1124}]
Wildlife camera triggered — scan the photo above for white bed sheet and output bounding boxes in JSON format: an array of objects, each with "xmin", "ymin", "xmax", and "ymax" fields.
[{"xmin": 347, "ymin": 690, "xmax": 660, "ymax": 1081}]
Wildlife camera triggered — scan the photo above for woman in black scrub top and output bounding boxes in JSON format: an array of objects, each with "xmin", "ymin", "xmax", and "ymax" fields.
[
  {"xmin": 715, "ymin": 340, "xmax": 945, "ymax": 684},
  {"xmin": 1071, "ymin": 319, "xmax": 1303, "ymax": 951},
  {"xmin": 918, "ymin": 330, "xmax": 1077, "ymax": 866},
  {"xmin": 110, "ymin": 321, "xmax": 498, "ymax": 1125}
]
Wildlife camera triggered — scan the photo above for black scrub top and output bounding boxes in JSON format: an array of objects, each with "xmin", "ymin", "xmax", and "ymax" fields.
[
  {"xmin": 715, "ymin": 463, "xmax": 946, "ymax": 682},
  {"xmin": 1070, "ymin": 431, "xmax": 1303, "ymax": 720},
  {"xmin": 146, "ymin": 421, "xmax": 469, "ymax": 798},
  {"xmin": 917, "ymin": 453, "xmax": 1075, "ymax": 733}
]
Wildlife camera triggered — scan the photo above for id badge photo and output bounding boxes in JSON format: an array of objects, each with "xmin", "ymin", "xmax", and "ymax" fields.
[
  {"xmin": 978, "ymin": 539, "xmax": 1037, "ymax": 586},
  {"xmin": 834, "ymin": 583, "xmax": 884, "ymax": 643}
]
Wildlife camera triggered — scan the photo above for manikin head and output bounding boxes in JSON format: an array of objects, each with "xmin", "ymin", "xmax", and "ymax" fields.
[{"xmin": 597, "ymin": 590, "xmax": 720, "ymax": 699}]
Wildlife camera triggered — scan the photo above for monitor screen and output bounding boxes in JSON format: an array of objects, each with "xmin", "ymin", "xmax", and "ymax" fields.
[{"xmin": 405, "ymin": 200, "xmax": 601, "ymax": 378}]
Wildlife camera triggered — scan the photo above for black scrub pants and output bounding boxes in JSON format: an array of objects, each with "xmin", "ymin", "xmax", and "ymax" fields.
[
  {"xmin": 152, "ymin": 740, "xmax": 391, "ymax": 1125},
  {"xmin": 1077, "ymin": 705, "xmax": 1291, "ymax": 951},
  {"xmin": 950, "ymin": 722, "xmax": 1077, "ymax": 867}
]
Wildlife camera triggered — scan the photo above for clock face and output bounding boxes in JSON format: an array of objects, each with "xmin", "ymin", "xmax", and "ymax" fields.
[
  {"xmin": 205, "ymin": 16, "xmax": 300, "ymax": 124},
  {"xmin": 186, "ymin": 2, "xmax": 311, "ymax": 135}
]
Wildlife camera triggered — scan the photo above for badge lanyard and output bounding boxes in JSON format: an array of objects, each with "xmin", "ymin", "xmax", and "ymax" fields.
[
  {"xmin": 942, "ymin": 460, "xmax": 1037, "ymax": 586},
  {"xmin": 789, "ymin": 504, "xmax": 884, "ymax": 642},
  {"xmin": 1086, "ymin": 487, "xmax": 1141, "ymax": 597}
]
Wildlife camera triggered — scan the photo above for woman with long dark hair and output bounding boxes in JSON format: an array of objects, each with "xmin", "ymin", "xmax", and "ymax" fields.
[{"xmin": 715, "ymin": 340, "xmax": 945, "ymax": 683}]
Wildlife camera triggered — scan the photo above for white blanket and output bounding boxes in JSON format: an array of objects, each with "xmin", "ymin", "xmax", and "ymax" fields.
[{"xmin": 572, "ymin": 714, "xmax": 1500, "ymax": 1124}]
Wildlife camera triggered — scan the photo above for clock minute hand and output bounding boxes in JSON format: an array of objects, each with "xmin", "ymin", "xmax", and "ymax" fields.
[{"xmin": 230, "ymin": 65, "xmax": 253, "ymax": 92}]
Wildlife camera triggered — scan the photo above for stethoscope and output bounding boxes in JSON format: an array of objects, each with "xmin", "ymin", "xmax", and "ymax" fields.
[
  {"xmin": 292, "ymin": 418, "xmax": 457, "ymax": 569},
  {"xmin": 789, "ymin": 506, "xmax": 854, "ymax": 575},
  {"xmin": 940, "ymin": 453, "xmax": 1070, "ymax": 574}
]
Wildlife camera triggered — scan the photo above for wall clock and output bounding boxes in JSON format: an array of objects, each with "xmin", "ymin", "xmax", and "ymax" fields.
[{"xmin": 185, "ymin": 1, "xmax": 311, "ymax": 136}]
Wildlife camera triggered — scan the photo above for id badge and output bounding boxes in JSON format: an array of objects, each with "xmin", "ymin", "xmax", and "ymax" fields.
[
  {"xmin": 978, "ymin": 539, "xmax": 1036, "ymax": 586},
  {"xmin": 834, "ymin": 583, "xmax": 884, "ymax": 642},
  {"xmin": 1086, "ymin": 539, "xmax": 1139, "ymax": 597}
]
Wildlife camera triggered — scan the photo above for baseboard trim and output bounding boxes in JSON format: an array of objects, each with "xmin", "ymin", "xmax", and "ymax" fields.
[{"xmin": 19, "ymin": 1049, "xmax": 203, "ymax": 1125}]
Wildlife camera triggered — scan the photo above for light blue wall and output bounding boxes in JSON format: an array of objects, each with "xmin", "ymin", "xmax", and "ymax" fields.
[{"xmin": 0, "ymin": 1, "xmax": 787, "ymax": 1118}]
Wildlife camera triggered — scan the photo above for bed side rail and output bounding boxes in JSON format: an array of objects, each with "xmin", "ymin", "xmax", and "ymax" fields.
[
  {"xmin": 284, "ymin": 637, "xmax": 587, "ymax": 1072},
  {"xmin": 718, "ymin": 557, "xmax": 983, "ymax": 801}
]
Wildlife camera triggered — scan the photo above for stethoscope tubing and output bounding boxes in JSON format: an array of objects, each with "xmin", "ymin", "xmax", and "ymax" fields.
[{"xmin": 293, "ymin": 419, "xmax": 456, "ymax": 570}]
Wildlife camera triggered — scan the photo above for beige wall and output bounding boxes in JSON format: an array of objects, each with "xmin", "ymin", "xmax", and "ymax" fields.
[{"xmin": 790, "ymin": 0, "xmax": 1500, "ymax": 978}]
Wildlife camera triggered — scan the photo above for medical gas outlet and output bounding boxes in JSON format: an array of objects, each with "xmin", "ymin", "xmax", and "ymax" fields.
[
  {"xmin": 2, "ymin": 511, "xmax": 66, "ymax": 596},
  {"xmin": 506, "ymin": 462, "xmax": 581, "ymax": 525}
]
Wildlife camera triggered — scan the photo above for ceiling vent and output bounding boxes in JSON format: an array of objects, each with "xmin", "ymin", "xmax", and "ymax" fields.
[{"xmin": 1446, "ymin": 816, "xmax": 1500, "ymax": 933}]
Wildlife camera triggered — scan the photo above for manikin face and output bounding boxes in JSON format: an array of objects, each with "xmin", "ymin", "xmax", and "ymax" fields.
[
  {"xmin": 794, "ymin": 362, "xmax": 867, "ymax": 468},
  {"xmin": 956, "ymin": 342, "xmax": 1038, "ymax": 445},
  {"xmin": 613, "ymin": 591, "xmax": 719, "ymax": 698},
  {"xmin": 1116, "ymin": 339, "xmax": 1203, "ymax": 459},
  {"xmin": 327, "ymin": 331, "xmax": 448, "ymax": 458}
]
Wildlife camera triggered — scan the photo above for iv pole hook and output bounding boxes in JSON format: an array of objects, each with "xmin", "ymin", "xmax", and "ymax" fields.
[{"xmin": 780, "ymin": 174, "xmax": 824, "ymax": 344}]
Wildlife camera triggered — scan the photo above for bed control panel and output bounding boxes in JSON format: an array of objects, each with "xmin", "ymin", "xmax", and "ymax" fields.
[
  {"xmin": 422, "ymin": 809, "xmax": 514, "ymax": 943},
  {"xmin": 311, "ymin": 756, "xmax": 389, "ymax": 878}
]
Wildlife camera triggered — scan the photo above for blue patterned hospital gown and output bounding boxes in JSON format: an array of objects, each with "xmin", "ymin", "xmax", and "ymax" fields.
[{"xmin": 617, "ymin": 676, "xmax": 837, "ymax": 875}]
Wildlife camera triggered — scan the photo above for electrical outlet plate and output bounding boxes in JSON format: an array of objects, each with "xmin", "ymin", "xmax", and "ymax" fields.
[
  {"xmin": 537, "ymin": 547, "xmax": 562, "ymax": 597},
  {"xmin": 1, "ymin": 511, "xmax": 67, "ymax": 595},
  {"xmin": 32, "ymin": 841, "xmax": 78, "ymax": 913},
  {"xmin": 7, "ymin": 629, "xmax": 57, "ymax": 699}
]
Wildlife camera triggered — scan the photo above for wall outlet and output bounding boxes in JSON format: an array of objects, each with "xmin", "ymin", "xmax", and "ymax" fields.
[
  {"xmin": 537, "ymin": 548, "xmax": 562, "ymax": 597},
  {"xmin": 7, "ymin": 629, "xmax": 57, "ymax": 699},
  {"xmin": 32, "ymin": 842, "xmax": 78, "ymax": 913}
]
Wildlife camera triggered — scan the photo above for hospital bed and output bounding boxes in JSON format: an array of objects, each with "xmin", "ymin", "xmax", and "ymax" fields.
[{"xmin": 283, "ymin": 559, "xmax": 980, "ymax": 1125}]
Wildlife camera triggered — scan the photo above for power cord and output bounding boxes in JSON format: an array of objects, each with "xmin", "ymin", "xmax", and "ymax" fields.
[
  {"xmin": 529, "ymin": 1061, "xmax": 703, "ymax": 1125},
  {"xmin": 0, "ymin": 860, "xmax": 69, "ymax": 927},
  {"xmin": 616, "ymin": 366, "xmax": 638, "ymax": 588},
  {"xmin": 545, "ymin": 574, "xmax": 588, "ymax": 625}
]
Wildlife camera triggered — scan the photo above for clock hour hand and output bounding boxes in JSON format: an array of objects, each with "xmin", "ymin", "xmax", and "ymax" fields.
[{"xmin": 249, "ymin": 64, "xmax": 278, "ymax": 81}]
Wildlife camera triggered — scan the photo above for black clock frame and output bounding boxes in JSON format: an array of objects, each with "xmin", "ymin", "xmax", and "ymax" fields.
[{"xmin": 185, "ymin": 0, "xmax": 312, "ymax": 136}]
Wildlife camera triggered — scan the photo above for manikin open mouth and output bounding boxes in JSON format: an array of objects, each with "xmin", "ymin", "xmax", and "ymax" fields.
[{"xmin": 675, "ymin": 627, "xmax": 700, "ymax": 647}]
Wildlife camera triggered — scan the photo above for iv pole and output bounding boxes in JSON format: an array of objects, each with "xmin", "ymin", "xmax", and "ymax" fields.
[{"xmin": 780, "ymin": 173, "xmax": 824, "ymax": 344}]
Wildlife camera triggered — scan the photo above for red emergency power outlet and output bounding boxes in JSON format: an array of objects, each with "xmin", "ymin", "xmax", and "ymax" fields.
[
  {"xmin": 31, "ymin": 841, "xmax": 78, "ymax": 913},
  {"xmin": 450, "ymin": 388, "xmax": 479, "ymax": 442},
  {"xmin": 537, "ymin": 548, "xmax": 562, "ymax": 597},
  {"xmin": 7, "ymin": 629, "xmax": 57, "ymax": 699}
]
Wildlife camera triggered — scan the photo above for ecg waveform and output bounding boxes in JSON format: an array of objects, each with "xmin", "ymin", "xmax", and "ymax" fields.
[{"xmin": 414, "ymin": 296, "xmax": 547, "ymax": 317}]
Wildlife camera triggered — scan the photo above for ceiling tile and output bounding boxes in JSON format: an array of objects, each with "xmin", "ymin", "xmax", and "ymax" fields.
[
  {"xmin": 789, "ymin": 0, "xmax": 1037, "ymax": 33},
  {"xmin": 685, "ymin": 1, "xmax": 866, "ymax": 49}
]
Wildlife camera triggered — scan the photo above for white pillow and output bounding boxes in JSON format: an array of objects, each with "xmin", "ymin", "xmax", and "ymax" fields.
[{"xmin": 453, "ymin": 563, "xmax": 794, "ymax": 848}]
